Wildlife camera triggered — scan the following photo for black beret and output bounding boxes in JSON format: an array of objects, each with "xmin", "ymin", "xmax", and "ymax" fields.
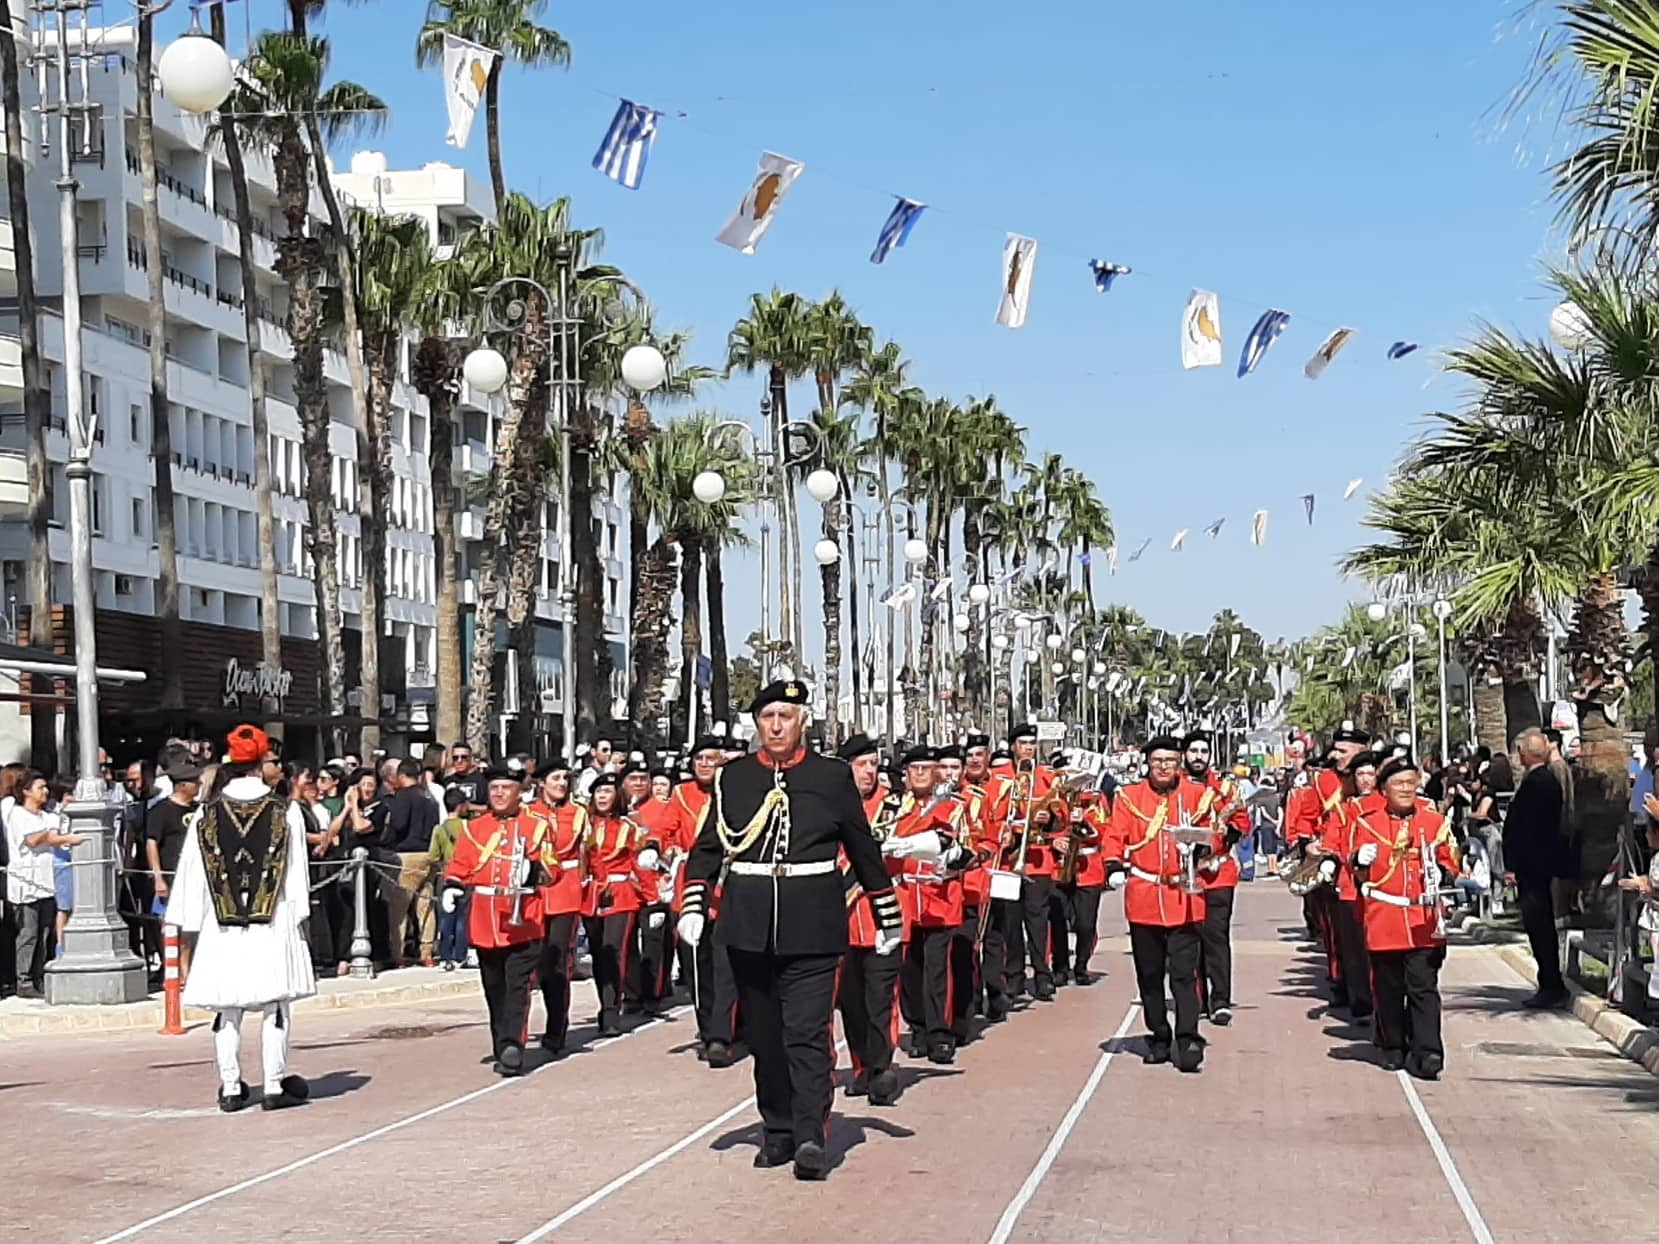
[
  {"xmin": 1330, "ymin": 720, "xmax": 1371, "ymax": 745},
  {"xmin": 1376, "ymin": 752, "xmax": 1420, "ymax": 784},
  {"xmin": 1008, "ymin": 722, "xmax": 1038, "ymax": 742},
  {"xmin": 621, "ymin": 759, "xmax": 651, "ymax": 777},
  {"xmin": 750, "ymin": 679, "xmax": 810, "ymax": 714},
  {"xmin": 1143, "ymin": 735, "xmax": 1184, "ymax": 756},
  {"xmin": 482, "ymin": 767, "xmax": 522, "ymax": 786},
  {"xmin": 537, "ymin": 758, "xmax": 571, "ymax": 775},
  {"xmin": 691, "ymin": 735, "xmax": 728, "ymax": 756},
  {"xmin": 899, "ymin": 745, "xmax": 939, "ymax": 768},
  {"xmin": 1181, "ymin": 730, "xmax": 1211, "ymax": 748},
  {"xmin": 964, "ymin": 732, "xmax": 991, "ymax": 749},
  {"xmin": 990, "ymin": 747, "xmax": 1013, "ymax": 763},
  {"xmin": 937, "ymin": 744, "xmax": 963, "ymax": 761},
  {"xmin": 836, "ymin": 733, "xmax": 880, "ymax": 762},
  {"xmin": 1347, "ymin": 750, "xmax": 1381, "ymax": 772}
]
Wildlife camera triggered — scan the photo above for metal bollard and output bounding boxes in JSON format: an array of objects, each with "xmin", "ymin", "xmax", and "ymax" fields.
[
  {"xmin": 157, "ymin": 924, "xmax": 185, "ymax": 1036},
  {"xmin": 349, "ymin": 847, "xmax": 375, "ymax": 980}
]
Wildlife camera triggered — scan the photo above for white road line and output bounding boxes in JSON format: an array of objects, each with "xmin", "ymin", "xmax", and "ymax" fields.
[
  {"xmin": 1396, "ymin": 1070, "xmax": 1497, "ymax": 1244},
  {"xmin": 90, "ymin": 1006, "xmax": 691, "ymax": 1244},
  {"xmin": 514, "ymin": 1037, "xmax": 849, "ymax": 1241},
  {"xmin": 986, "ymin": 1002, "xmax": 1140, "ymax": 1244}
]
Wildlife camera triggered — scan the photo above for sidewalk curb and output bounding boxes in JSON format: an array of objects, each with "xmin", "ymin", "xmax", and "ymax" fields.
[
  {"xmin": 1498, "ymin": 945, "xmax": 1659, "ymax": 1079},
  {"xmin": 0, "ymin": 973, "xmax": 480, "ymax": 1039}
]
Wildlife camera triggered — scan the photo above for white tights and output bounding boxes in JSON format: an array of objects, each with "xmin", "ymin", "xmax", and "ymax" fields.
[{"xmin": 212, "ymin": 1003, "xmax": 291, "ymax": 1096}]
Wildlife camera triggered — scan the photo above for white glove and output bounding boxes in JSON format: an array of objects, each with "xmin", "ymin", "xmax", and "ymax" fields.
[
  {"xmin": 1201, "ymin": 855, "xmax": 1224, "ymax": 875},
  {"xmin": 1318, "ymin": 859, "xmax": 1338, "ymax": 882},
  {"xmin": 1356, "ymin": 842, "xmax": 1378, "ymax": 868},
  {"xmin": 891, "ymin": 830, "xmax": 944, "ymax": 863},
  {"xmin": 440, "ymin": 887, "xmax": 461, "ymax": 915},
  {"xmin": 943, "ymin": 843, "xmax": 973, "ymax": 869},
  {"xmin": 637, "ymin": 847, "xmax": 661, "ymax": 872},
  {"xmin": 676, "ymin": 912, "xmax": 705, "ymax": 946},
  {"xmin": 874, "ymin": 926, "xmax": 902, "ymax": 956},
  {"xmin": 1106, "ymin": 870, "xmax": 1127, "ymax": 892},
  {"xmin": 648, "ymin": 910, "xmax": 666, "ymax": 930}
]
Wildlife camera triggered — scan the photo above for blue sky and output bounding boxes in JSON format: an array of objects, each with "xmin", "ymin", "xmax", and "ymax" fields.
[{"xmin": 198, "ymin": 1, "xmax": 1565, "ymax": 651}]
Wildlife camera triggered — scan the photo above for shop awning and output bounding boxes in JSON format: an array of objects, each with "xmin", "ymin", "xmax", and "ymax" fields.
[{"xmin": 0, "ymin": 640, "xmax": 148, "ymax": 685}]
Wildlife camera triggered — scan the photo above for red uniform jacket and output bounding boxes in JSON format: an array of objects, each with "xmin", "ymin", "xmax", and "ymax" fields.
[
  {"xmin": 648, "ymin": 781, "xmax": 710, "ymax": 912},
  {"xmin": 581, "ymin": 813, "xmax": 649, "ymax": 917},
  {"xmin": 530, "ymin": 799, "xmax": 587, "ymax": 917},
  {"xmin": 1199, "ymin": 771, "xmax": 1252, "ymax": 890},
  {"xmin": 1320, "ymin": 796, "xmax": 1370, "ymax": 903},
  {"xmin": 988, "ymin": 761, "xmax": 1063, "ymax": 877},
  {"xmin": 845, "ymin": 787, "xmax": 902, "ymax": 948},
  {"xmin": 443, "ymin": 810, "xmax": 547, "ymax": 948},
  {"xmin": 1064, "ymin": 792, "xmax": 1109, "ymax": 888},
  {"xmin": 957, "ymin": 786, "xmax": 993, "ymax": 904},
  {"xmin": 1352, "ymin": 802, "xmax": 1458, "ymax": 951},
  {"xmin": 631, "ymin": 797, "xmax": 677, "ymax": 905},
  {"xmin": 1103, "ymin": 777, "xmax": 1221, "ymax": 928},
  {"xmin": 888, "ymin": 790, "xmax": 967, "ymax": 930}
]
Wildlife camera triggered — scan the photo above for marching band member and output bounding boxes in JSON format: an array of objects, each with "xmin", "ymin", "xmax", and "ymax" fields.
[
  {"xmin": 836, "ymin": 734, "xmax": 904, "ymax": 1106},
  {"xmin": 887, "ymin": 746, "xmax": 975, "ymax": 1065},
  {"xmin": 529, "ymin": 762, "xmax": 586, "ymax": 1056},
  {"xmin": 1317, "ymin": 750, "xmax": 1380, "ymax": 1023},
  {"xmin": 679, "ymin": 682, "xmax": 903, "ymax": 1180},
  {"xmin": 626, "ymin": 760, "xmax": 676, "ymax": 1018},
  {"xmin": 936, "ymin": 744, "xmax": 985, "ymax": 1033},
  {"xmin": 580, "ymin": 774, "xmax": 649, "ymax": 1036},
  {"xmin": 965, "ymin": 734, "xmax": 1018, "ymax": 1021},
  {"xmin": 1183, "ymin": 730, "xmax": 1253, "ymax": 1025},
  {"xmin": 1352, "ymin": 752, "xmax": 1457, "ymax": 1079},
  {"xmin": 1102, "ymin": 736, "xmax": 1219, "ymax": 1073},
  {"xmin": 1313, "ymin": 725, "xmax": 1372, "ymax": 1014},
  {"xmin": 441, "ymin": 768, "xmax": 548, "ymax": 1076},
  {"xmin": 1004, "ymin": 724, "xmax": 1066, "ymax": 1002},
  {"xmin": 1055, "ymin": 780, "xmax": 1109, "ymax": 986}
]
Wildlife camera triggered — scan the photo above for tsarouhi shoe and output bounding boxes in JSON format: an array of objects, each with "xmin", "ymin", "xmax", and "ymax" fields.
[
  {"xmin": 219, "ymin": 1081, "xmax": 254, "ymax": 1113},
  {"xmin": 261, "ymin": 1075, "xmax": 309, "ymax": 1110}
]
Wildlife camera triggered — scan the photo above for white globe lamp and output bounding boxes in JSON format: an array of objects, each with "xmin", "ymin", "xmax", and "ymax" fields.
[
  {"xmin": 903, "ymin": 538, "xmax": 928, "ymax": 565},
  {"xmin": 812, "ymin": 538, "xmax": 840, "ymax": 566},
  {"xmin": 1045, "ymin": 633, "xmax": 1064, "ymax": 651},
  {"xmin": 157, "ymin": 27, "xmax": 235, "ymax": 114},
  {"xmin": 1366, "ymin": 601, "xmax": 1387, "ymax": 622},
  {"xmin": 1408, "ymin": 621, "xmax": 1428, "ymax": 641},
  {"xmin": 619, "ymin": 344, "xmax": 668, "ymax": 392},
  {"xmin": 991, "ymin": 634, "xmax": 1010, "ymax": 651},
  {"xmin": 952, "ymin": 614, "xmax": 970, "ymax": 633},
  {"xmin": 1433, "ymin": 598, "xmax": 1453, "ymax": 622},
  {"xmin": 968, "ymin": 583, "xmax": 990, "ymax": 605},
  {"xmin": 1050, "ymin": 661, "xmax": 1066, "ymax": 676},
  {"xmin": 1092, "ymin": 661, "xmax": 1107, "ymax": 676},
  {"xmin": 805, "ymin": 469, "xmax": 839, "ymax": 503},
  {"xmin": 692, "ymin": 470, "xmax": 726, "ymax": 505},
  {"xmin": 1549, "ymin": 300, "xmax": 1593, "ymax": 351},
  {"xmin": 462, "ymin": 346, "xmax": 509, "ymax": 395},
  {"xmin": 1070, "ymin": 647, "xmax": 1086, "ymax": 663}
]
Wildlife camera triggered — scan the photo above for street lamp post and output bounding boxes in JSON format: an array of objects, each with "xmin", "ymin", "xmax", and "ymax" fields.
[
  {"xmin": 40, "ymin": 0, "xmax": 231, "ymax": 1002},
  {"xmin": 1434, "ymin": 599, "xmax": 1453, "ymax": 761}
]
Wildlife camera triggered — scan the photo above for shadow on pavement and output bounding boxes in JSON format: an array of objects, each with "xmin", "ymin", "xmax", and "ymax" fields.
[
  {"xmin": 826, "ymin": 1114, "xmax": 917, "ymax": 1167},
  {"xmin": 301, "ymin": 1070, "xmax": 371, "ymax": 1102},
  {"xmin": 1462, "ymin": 1071, "xmax": 1659, "ymax": 1110},
  {"xmin": 0, "ymin": 1081, "xmax": 44, "ymax": 1092}
]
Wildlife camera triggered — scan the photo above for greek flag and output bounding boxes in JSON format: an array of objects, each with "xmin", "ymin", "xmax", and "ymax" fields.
[
  {"xmin": 1238, "ymin": 308, "xmax": 1291, "ymax": 378},
  {"xmin": 1386, "ymin": 340, "xmax": 1419, "ymax": 360},
  {"xmin": 1127, "ymin": 537, "xmax": 1152, "ymax": 563},
  {"xmin": 1301, "ymin": 493, "xmax": 1315, "ymax": 525},
  {"xmin": 593, "ymin": 100, "xmax": 661, "ymax": 190},
  {"xmin": 1089, "ymin": 260, "xmax": 1130, "ymax": 291},
  {"xmin": 870, "ymin": 197, "xmax": 925, "ymax": 264},
  {"xmin": 1204, "ymin": 517, "xmax": 1225, "ymax": 538}
]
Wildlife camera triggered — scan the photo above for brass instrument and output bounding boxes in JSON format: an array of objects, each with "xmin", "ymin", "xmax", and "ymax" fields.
[
  {"xmin": 1007, "ymin": 759, "xmax": 1037, "ymax": 874},
  {"xmin": 1053, "ymin": 772, "xmax": 1101, "ymax": 885},
  {"xmin": 1421, "ymin": 840, "xmax": 1447, "ymax": 938},
  {"xmin": 506, "ymin": 834, "xmax": 528, "ymax": 927},
  {"xmin": 1282, "ymin": 840, "xmax": 1330, "ymax": 897},
  {"xmin": 1168, "ymin": 824, "xmax": 1215, "ymax": 896}
]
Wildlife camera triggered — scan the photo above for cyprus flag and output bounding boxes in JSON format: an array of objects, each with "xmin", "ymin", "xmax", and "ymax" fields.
[
  {"xmin": 442, "ymin": 34, "xmax": 497, "ymax": 149},
  {"xmin": 997, "ymin": 233, "xmax": 1038, "ymax": 328},
  {"xmin": 716, "ymin": 152, "xmax": 805, "ymax": 254}
]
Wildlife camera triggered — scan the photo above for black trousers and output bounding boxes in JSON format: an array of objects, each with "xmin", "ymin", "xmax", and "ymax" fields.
[
  {"xmin": 634, "ymin": 903, "xmax": 674, "ymax": 1006},
  {"xmin": 1061, "ymin": 884, "xmax": 1103, "ymax": 976},
  {"xmin": 837, "ymin": 946, "xmax": 900, "ymax": 1075},
  {"xmin": 684, "ymin": 919, "xmax": 741, "ymax": 1044},
  {"xmin": 537, "ymin": 913, "xmax": 578, "ymax": 1048},
  {"xmin": 1311, "ymin": 888, "xmax": 1342, "ymax": 989},
  {"xmin": 1021, "ymin": 876, "xmax": 1059, "ymax": 990},
  {"xmin": 1333, "ymin": 899, "xmax": 1372, "ymax": 1011},
  {"xmin": 1370, "ymin": 946, "xmax": 1444, "ymax": 1058},
  {"xmin": 900, "ymin": 926, "xmax": 956, "ymax": 1047},
  {"xmin": 950, "ymin": 912, "xmax": 981, "ymax": 1028},
  {"xmin": 477, "ymin": 940, "xmax": 539, "ymax": 1057},
  {"xmin": 1128, "ymin": 922, "xmax": 1203, "ymax": 1050},
  {"xmin": 982, "ymin": 898, "xmax": 1023, "ymax": 1010},
  {"xmin": 1198, "ymin": 885, "xmax": 1236, "ymax": 1012},
  {"xmin": 1517, "ymin": 876, "xmax": 1564, "ymax": 993},
  {"xmin": 1001, "ymin": 895, "xmax": 1028, "ymax": 992},
  {"xmin": 583, "ymin": 911, "xmax": 638, "ymax": 1022},
  {"xmin": 729, "ymin": 949, "xmax": 839, "ymax": 1151}
]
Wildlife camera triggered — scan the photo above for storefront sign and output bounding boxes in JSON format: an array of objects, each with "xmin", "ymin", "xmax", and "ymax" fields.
[{"xmin": 222, "ymin": 657, "xmax": 293, "ymax": 707}]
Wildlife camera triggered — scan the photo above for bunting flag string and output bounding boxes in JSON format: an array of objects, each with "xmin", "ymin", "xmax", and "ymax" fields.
[
  {"xmin": 716, "ymin": 151, "xmax": 805, "ymax": 254},
  {"xmin": 593, "ymin": 99, "xmax": 662, "ymax": 190},
  {"xmin": 1387, "ymin": 340, "xmax": 1419, "ymax": 360},
  {"xmin": 1251, "ymin": 509, "xmax": 1269, "ymax": 546},
  {"xmin": 1301, "ymin": 493, "xmax": 1316, "ymax": 525},
  {"xmin": 1128, "ymin": 538, "xmax": 1152, "ymax": 563},
  {"xmin": 1238, "ymin": 309, "xmax": 1291, "ymax": 378},
  {"xmin": 1303, "ymin": 327, "xmax": 1355, "ymax": 380},
  {"xmin": 1203, "ymin": 517, "xmax": 1225, "ymax": 538},
  {"xmin": 1343, "ymin": 477, "xmax": 1364, "ymax": 500},
  {"xmin": 870, "ymin": 197, "xmax": 926, "ymax": 264},
  {"xmin": 1171, "ymin": 529, "xmax": 1188, "ymax": 552}
]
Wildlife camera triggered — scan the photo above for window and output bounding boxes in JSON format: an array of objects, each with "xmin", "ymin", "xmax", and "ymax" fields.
[
  {"xmin": 91, "ymin": 474, "xmax": 106, "ymax": 536},
  {"xmin": 129, "ymin": 403, "xmax": 144, "ymax": 447},
  {"xmin": 131, "ymin": 496, "xmax": 147, "ymax": 541}
]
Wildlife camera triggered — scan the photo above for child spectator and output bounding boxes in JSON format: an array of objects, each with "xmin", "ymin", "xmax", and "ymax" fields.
[{"xmin": 429, "ymin": 788, "xmax": 471, "ymax": 971}]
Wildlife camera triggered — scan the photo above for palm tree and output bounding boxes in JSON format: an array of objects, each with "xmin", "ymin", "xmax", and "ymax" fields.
[
  {"xmin": 794, "ymin": 406, "xmax": 866, "ymax": 743},
  {"xmin": 2, "ymin": 0, "xmax": 57, "ymax": 763},
  {"xmin": 416, "ymin": 1, "xmax": 572, "ymax": 214},
  {"xmin": 728, "ymin": 288, "xmax": 816, "ymax": 665},
  {"xmin": 207, "ymin": 5, "xmax": 284, "ymax": 726},
  {"xmin": 226, "ymin": 30, "xmax": 384, "ymax": 746}
]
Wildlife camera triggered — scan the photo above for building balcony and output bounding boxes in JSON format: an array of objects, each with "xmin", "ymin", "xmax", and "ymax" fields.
[
  {"xmin": 455, "ymin": 440, "xmax": 491, "ymax": 476},
  {"xmin": 457, "ymin": 510, "xmax": 484, "ymax": 542}
]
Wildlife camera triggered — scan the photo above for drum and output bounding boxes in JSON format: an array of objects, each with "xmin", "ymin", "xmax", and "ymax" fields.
[{"xmin": 988, "ymin": 869, "xmax": 1023, "ymax": 901}]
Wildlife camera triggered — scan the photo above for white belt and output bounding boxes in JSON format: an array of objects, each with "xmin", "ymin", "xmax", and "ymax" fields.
[
  {"xmin": 473, "ymin": 885, "xmax": 528, "ymax": 897},
  {"xmin": 729, "ymin": 859, "xmax": 839, "ymax": 879},
  {"xmin": 899, "ymin": 869, "xmax": 948, "ymax": 885},
  {"xmin": 557, "ymin": 859, "xmax": 580, "ymax": 872},
  {"xmin": 1129, "ymin": 866, "xmax": 1178, "ymax": 887},
  {"xmin": 1360, "ymin": 885, "xmax": 1418, "ymax": 909},
  {"xmin": 1078, "ymin": 847, "xmax": 1100, "ymax": 857},
  {"xmin": 601, "ymin": 872, "xmax": 633, "ymax": 884}
]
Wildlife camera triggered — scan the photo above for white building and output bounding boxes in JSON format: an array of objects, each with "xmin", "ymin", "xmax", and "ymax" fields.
[{"xmin": 0, "ymin": 29, "xmax": 623, "ymax": 759}]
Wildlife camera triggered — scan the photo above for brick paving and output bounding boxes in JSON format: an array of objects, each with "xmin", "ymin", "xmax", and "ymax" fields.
[{"xmin": 6, "ymin": 886, "xmax": 1658, "ymax": 1243}]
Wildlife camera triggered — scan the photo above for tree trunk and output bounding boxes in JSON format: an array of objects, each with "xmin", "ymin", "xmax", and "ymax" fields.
[
  {"xmin": 504, "ymin": 423, "xmax": 545, "ymax": 758},
  {"xmin": 843, "ymin": 507, "xmax": 861, "ymax": 737},
  {"xmin": 820, "ymin": 496, "xmax": 843, "ymax": 744},
  {"xmin": 2, "ymin": 0, "xmax": 55, "ymax": 768},
  {"xmin": 626, "ymin": 535, "xmax": 676, "ymax": 751},
  {"xmin": 306, "ymin": 112, "xmax": 378, "ymax": 753},
  {"xmin": 572, "ymin": 404, "xmax": 609, "ymax": 742},
  {"xmin": 213, "ymin": 6, "xmax": 282, "ymax": 727},
  {"xmin": 917, "ymin": 498, "xmax": 945, "ymax": 738},
  {"xmin": 962, "ymin": 505, "xmax": 985, "ymax": 723},
  {"xmin": 768, "ymin": 367, "xmax": 794, "ymax": 669},
  {"xmin": 417, "ymin": 338, "xmax": 464, "ymax": 746},
  {"xmin": 135, "ymin": 14, "xmax": 183, "ymax": 712},
  {"xmin": 676, "ymin": 536, "xmax": 704, "ymax": 747},
  {"xmin": 1566, "ymin": 570, "xmax": 1632, "ymax": 885},
  {"xmin": 707, "ymin": 543, "xmax": 731, "ymax": 730},
  {"xmin": 485, "ymin": 59, "xmax": 506, "ymax": 215}
]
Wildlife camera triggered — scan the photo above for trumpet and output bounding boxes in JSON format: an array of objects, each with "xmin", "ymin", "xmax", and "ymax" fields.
[
  {"xmin": 1167, "ymin": 824, "xmax": 1215, "ymax": 896},
  {"xmin": 506, "ymin": 834, "xmax": 528, "ymax": 927},
  {"xmin": 1421, "ymin": 840, "xmax": 1447, "ymax": 938}
]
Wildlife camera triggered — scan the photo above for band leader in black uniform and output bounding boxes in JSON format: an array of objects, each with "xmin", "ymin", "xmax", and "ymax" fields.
[{"xmin": 677, "ymin": 680, "xmax": 903, "ymax": 1181}]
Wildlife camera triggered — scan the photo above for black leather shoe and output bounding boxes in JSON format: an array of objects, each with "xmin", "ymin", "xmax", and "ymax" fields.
[
  {"xmin": 845, "ymin": 1071, "xmax": 869, "ymax": 1098},
  {"xmin": 1523, "ymin": 989, "xmax": 1569, "ymax": 1011},
  {"xmin": 1073, "ymin": 971, "xmax": 1097, "ymax": 987},
  {"xmin": 597, "ymin": 1011, "xmax": 622, "ymax": 1037},
  {"xmin": 1143, "ymin": 1043, "xmax": 1172, "ymax": 1066},
  {"xmin": 1033, "ymin": 982, "xmax": 1056, "ymax": 1002},
  {"xmin": 1379, "ymin": 1049, "xmax": 1405, "ymax": 1072},
  {"xmin": 219, "ymin": 1081, "xmax": 253, "ymax": 1113},
  {"xmin": 986, "ymin": 1005, "xmax": 1008, "ymax": 1024},
  {"xmin": 494, "ymin": 1044, "xmax": 525, "ymax": 1077},
  {"xmin": 1175, "ymin": 1043, "xmax": 1205, "ymax": 1074},
  {"xmin": 1052, "ymin": 970, "xmax": 1071, "ymax": 987},
  {"xmin": 868, "ymin": 1068, "xmax": 899, "ymax": 1107},
  {"xmin": 1405, "ymin": 1051, "xmax": 1443, "ymax": 1081},
  {"xmin": 261, "ymin": 1075, "xmax": 310, "ymax": 1109},
  {"xmin": 753, "ymin": 1141, "xmax": 795, "ymax": 1169},
  {"xmin": 1208, "ymin": 1007, "xmax": 1233, "ymax": 1027},
  {"xmin": 704, "ymin": 1040, "xmax": 735, "ymax": 1068},
  {"xmin": 906, "ymin": 1033, "xmax": 929, "ymax": 1059},
  {"xmin": 793, "ymin": 1141, "xmax": 830, "ymax": 1181},
  {"xmin": 927, "ymin": 1041, "xmax": 956, "ymax": 1065}
]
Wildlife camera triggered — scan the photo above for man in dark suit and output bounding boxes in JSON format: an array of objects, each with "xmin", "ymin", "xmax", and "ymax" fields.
[{"xmin": 1504, "ymin": 729, "xmax": 1567, "ymax": 1009}]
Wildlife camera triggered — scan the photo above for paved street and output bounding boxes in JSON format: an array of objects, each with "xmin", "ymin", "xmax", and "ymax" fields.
[{"xmin": 8, "ymin": 885, "xmax": 1656, "ymax": 1244}]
